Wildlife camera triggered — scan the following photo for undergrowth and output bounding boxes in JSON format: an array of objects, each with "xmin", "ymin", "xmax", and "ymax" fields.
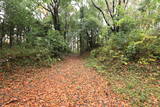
[
  {"xmin": 86, "ymin": 57, "xmax": 160, "ymax": 106},
  {"xmin": 0, "ymin": 46, "xmax": 59, "ymax": 72}
]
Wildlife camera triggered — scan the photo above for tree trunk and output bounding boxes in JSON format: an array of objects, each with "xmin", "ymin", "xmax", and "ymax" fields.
[
  {"xmin": 9, "ymin": 26, "xmax": 13, "ymax": 48},
  {"xmin": 90, "ymin": 30, "xmax": 94, "ymax": 49},
  {"xmin": 9, "ymin": 35, "xmax": 13, "ymax": 48},
  {"xmin": 63, "ymin": 12, "xmax": 68, "ymax": 40},
  {"xmin": 0, "ymin": 37, "xmax": 2, "ymax": 48},
  {"xmin": 51, "ymin": 8, "xmax": 61, "ymax": 31},
  {"xmin": 64, "ymin": 32, "xmax": 67, "ymax": 40},
  {"xmin": 86, "ymin": 31, "xmax": 90, "ymax": 50},
  {"xmin": 80, "ymin": 7, "xmax": 85, "ymax": 55},
  {"xmin": 0, "ymin": 21, "xmax": 5, "ymax": 48}
]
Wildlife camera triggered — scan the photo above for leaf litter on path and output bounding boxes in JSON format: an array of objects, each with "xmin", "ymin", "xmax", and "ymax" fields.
[{"xmin": 0, "ymin": 56, "xmax": 129, "ymax": 107}]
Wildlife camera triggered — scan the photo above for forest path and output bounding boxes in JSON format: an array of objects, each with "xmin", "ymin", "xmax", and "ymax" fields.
[{"xmin": 0, "ymin": 56, "xmax": 128, "ymax": 107}]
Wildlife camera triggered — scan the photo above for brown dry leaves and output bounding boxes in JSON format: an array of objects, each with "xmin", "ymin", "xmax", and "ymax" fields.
[{"xmin": 0, "ymin": 56, "xmax": 129, "ymax": 107}]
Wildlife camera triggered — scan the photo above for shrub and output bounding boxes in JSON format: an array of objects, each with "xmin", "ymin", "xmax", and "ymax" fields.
[
  {"xmin": 108, "ymin": 33, "xmax": 129, "ymax": 51},
  {"xmin": 125, "ymin": 42, "xmax": 148, "ymax": 61},
  {"xmin": 45, "ymin": 30, "xmax": 67, "ymax": 57},
  {"xmin": 92, "ymin": 30, "xmax": 160, "ymax": 64},
  {"xmin": 27, "ymin": 30, "xmax": 68, "ymax": 58},
  {"xmin": 117, "ymin": 15, "xmax": 137, "ymax": 33},
  {"xmin": 0, "ymin": 30, "xmax": 69, "ymax": 71},
  {"xmin": 149, "ymin": 37, "xmax": 160, "ymax": 59},
  {"xmin": 125, "ymin": 35, "xmax": 159, "ymax": 62}
]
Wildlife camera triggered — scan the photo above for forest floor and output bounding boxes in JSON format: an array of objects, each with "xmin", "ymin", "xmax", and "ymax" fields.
[{"xmin": 0, "ymin": 55, "xmax": 129, "ymax": 107}]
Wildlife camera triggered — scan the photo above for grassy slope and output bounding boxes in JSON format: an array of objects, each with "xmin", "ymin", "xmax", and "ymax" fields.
[{"xmin": 86, "ymin": 57, "xmax": 160, "ymax": 106}]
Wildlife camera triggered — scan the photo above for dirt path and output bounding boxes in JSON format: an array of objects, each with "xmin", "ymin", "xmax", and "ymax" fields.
[{"xmin": 0, "ymin": 56, "xmax": 128, "ymax": 107}]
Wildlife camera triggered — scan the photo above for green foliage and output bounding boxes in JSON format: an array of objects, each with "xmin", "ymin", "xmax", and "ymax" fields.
[
  {"xmin": 0, "ymin": 46, "xmax": 48, "ymax": 59},
  {"xmin": 0, "ymin": 46, "xmax": 54, "ymax": 70},
  {"xmin": 149, "ymin": 37, "xmax": 160, "ymax": 58},
  {"xmin": 108, "ymin": 33, "xmax": 129, "ymax": 51},
  {"xmin": 0, "ymin": 29, "xmax": 69, "ymax": 71},
  {"xmin": 46, "ymin": 30, "xmax": 68, "ymax": 57},
  {"xmin": 88, "ymin": 1, "xmax": 160, "ymax": 105},
  {"xmin": 0, "ymin": 0, "xmax": 70, "ymax": 71},
  {"xmin": 92, "ymin": 12, "xmax": 160, "ymax": 63},
  {"xmin": 125, "ymin": 35, "xmax": 159, "ymax": 62},
  {"xmin": 26, "ymin": 29, "xmax": 69, "ymax": 58},
  {"xmin": 92, "ymin": 33, "xmax": 160, "ymax": 64},
  {"xmin": 117, "ymin": 16, "xmax": 137, "ymax": 33}
]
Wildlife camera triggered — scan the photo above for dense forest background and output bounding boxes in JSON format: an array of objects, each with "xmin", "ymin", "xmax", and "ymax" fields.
[
  {"xmin": 0, "ymin": 0, "xmax": 160, "ymax": 61},
  {"xmin": 0, "ymin": 0, "xmax": 160, "ymax": 63},
  {"xmin": 0, "ymin": 0, "xmax": 160, "ymax": 106}
]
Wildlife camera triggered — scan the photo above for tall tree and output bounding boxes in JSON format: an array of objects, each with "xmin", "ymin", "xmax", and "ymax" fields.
[
  {"xmin": 91, "ymin": 0, "xmax": 129, "ymax": 32},
  {"xmin": 36, "ymin": 0, "xmax": 61, "ymax": 31},
  {"xmin": 36, "ymin": 0, "xmax": 71, "ymax": 31}
]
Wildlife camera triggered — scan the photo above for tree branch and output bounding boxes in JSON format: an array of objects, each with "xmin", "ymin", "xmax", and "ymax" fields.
[
  {"xmin": 113, "ymin": 0, "xmax": 115, "ymax": 14},
  {"xmin": 39, "ymin": 3, "xmax": 51, "ymax": 12},
  {"xmin": 118, "ymin": 0, "xmax": 122, "ymax": 5},
  {"xmin": 91, "ymin": 0, "xmax": 111, "ymax": 27},
  {"xmin": 125, "ymin": 0, "xmax": 129, "ymax": 9},
  {"xmin": 105, "ymin": 0, "xmax": 114, "ymax": 20}
]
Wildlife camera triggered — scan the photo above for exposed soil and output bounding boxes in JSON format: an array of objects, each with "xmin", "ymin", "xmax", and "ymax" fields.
[{"xmin": 0, "ymin": 56, "xmax": 129, "ymax": 107}]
